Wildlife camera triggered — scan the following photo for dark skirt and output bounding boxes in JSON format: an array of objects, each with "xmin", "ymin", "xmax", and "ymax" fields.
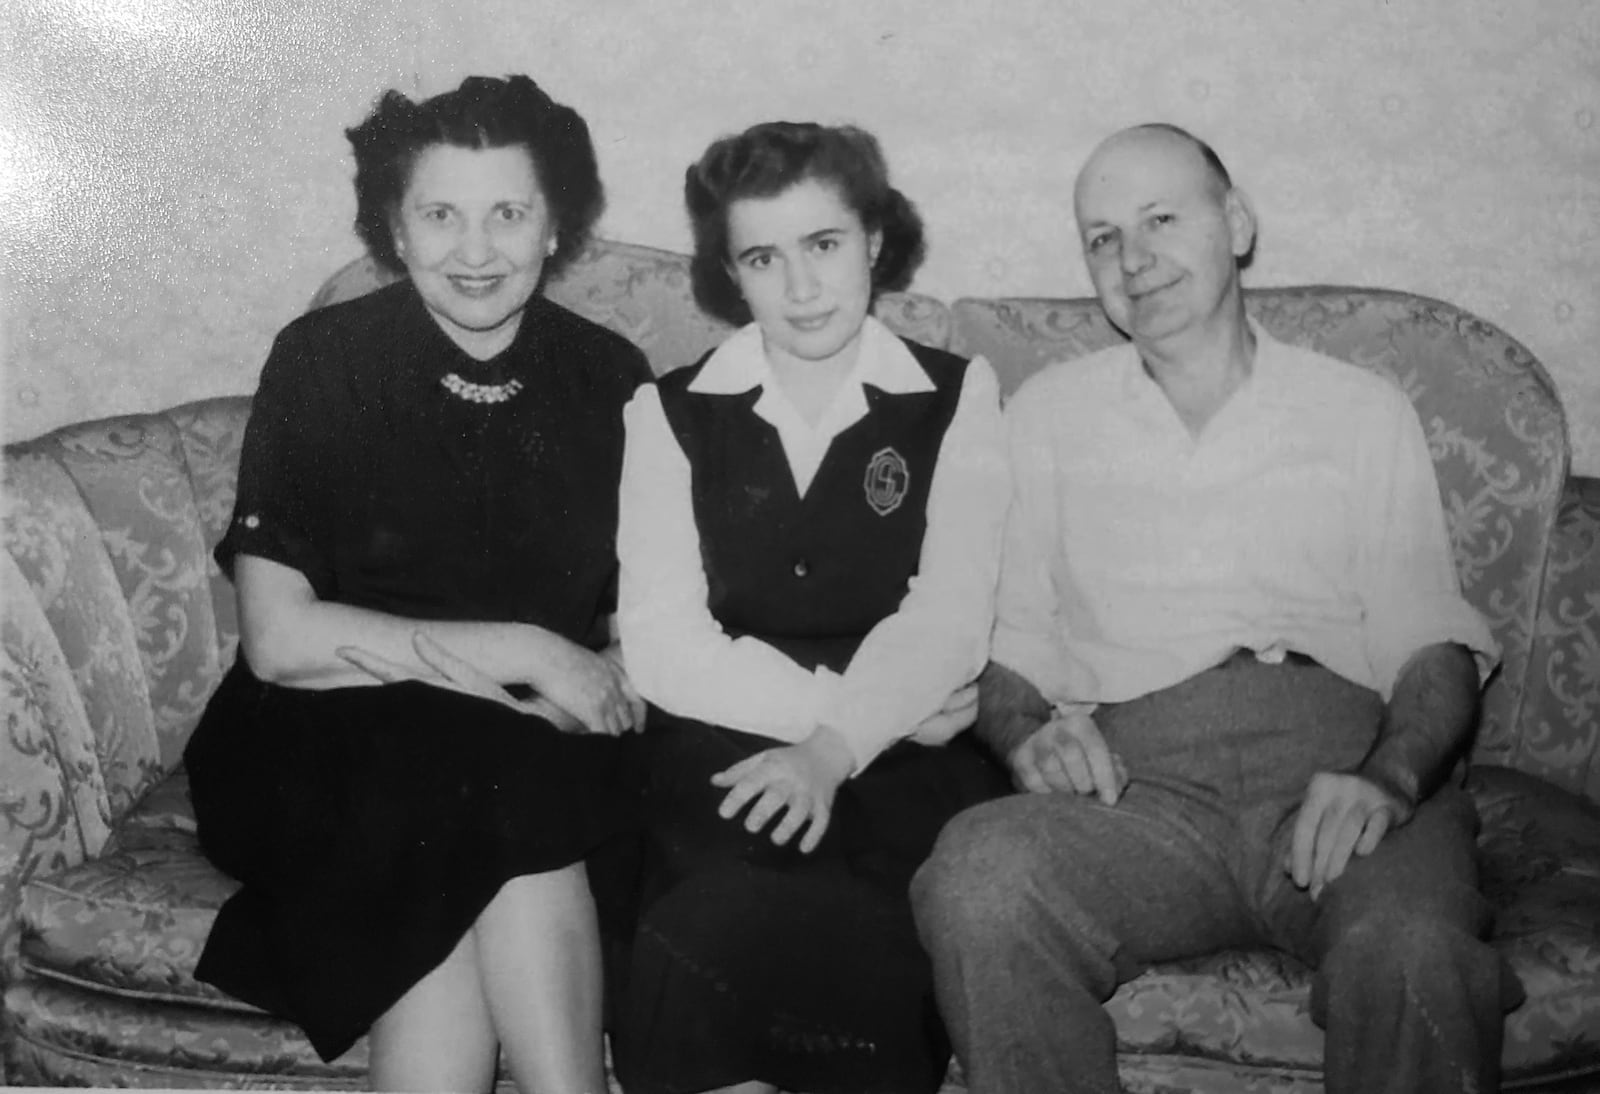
[
  {"xmin": 185, "ymin": 661, "xmax": 639, "ymax": 1062},
  {"xmin": 612, "ymin": 713, "xmax": 1009, "ymax": 1094}
]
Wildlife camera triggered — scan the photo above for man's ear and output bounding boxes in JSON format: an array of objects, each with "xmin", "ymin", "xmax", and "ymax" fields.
[{"xmin": 1224, "ymin": 187, "xmax": 1257, "ymax": 259}]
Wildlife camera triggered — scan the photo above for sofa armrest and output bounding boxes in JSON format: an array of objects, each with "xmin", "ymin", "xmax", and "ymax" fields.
[
  {"xmin": 1514, "ymin": 475, "xmax": 1600, "ymax": 805},
  {"xmin": 0, "ymin": 555, "xmax": 113, "ymax": 991}
]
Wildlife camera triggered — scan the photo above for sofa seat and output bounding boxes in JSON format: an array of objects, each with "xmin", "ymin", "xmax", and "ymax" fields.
[
  {"xmin": 9, "ymin": 764, "xmax": 1599, "ymax": 1092},
  {"xmin": 5, "ymin": 770, "xmax": 370, "ymax": 1088},
  {"xmin": 1106, "ymin": 765, "xmax": 1600, "ymax": 1093}
]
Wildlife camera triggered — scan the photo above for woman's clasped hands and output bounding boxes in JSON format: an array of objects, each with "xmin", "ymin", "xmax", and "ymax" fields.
[{"xmin": 337, "ymin": 631, "xmax": 645, "ymax": 737}]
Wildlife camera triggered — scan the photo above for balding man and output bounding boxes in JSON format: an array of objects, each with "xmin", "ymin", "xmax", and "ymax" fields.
[{"xmin": 911, "ymin": 125, "xmax": 1519, "ymax": 1094}]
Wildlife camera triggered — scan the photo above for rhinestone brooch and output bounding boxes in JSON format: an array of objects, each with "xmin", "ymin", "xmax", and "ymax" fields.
[{"xmin": 440, "ymin": 373, "xmax": 525, "ymax": 404}]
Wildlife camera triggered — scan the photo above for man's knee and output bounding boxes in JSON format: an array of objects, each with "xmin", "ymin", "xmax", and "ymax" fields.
[
  {"xmin": 1317, "ymin": 890, "xmax": 1497, "ymax": 1008},
  {"xmin": 911, "ymin": 797, "xmax": 1053, "ymax": 949}
]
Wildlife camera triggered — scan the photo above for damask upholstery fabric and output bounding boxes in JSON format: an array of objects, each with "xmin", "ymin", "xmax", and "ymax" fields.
[
  {"xmin": 165, "ymin": 398, "xmax": 251, "ymax": 666},
  {"xmin": 0, "ymin": 553, "xmax": 112, "ymax": 978},
  {"xmin": 8, "ymin": 976, "xmax": 368, "ymax": 1088},
  {"xmin": 1519, "ymin": 477, "xmax": 1600, "ymax": 799},
  {"xmin": 12, "ymin": 754, "xmax": 1597, "ymax": 1091},
  {"xmin": 2, "ymin": 448, "xmax": 161, "ymax": 821},
  {"xmin": 45, "ymin": 414, "xmax": 222, "ymax": 772},
  {"xmin": 1104, "ymin": 764, "xmax": 1600, "ymax": 1091},
  {"xmin": 21, "ymin": 835, "xmax": 241, "ymax": 1011},
  {"xmin": 1474, "ymin": 766, "xmax": 1600, "ymax": 1085},
  {"xmin": 949, "ymin": 289, "xmax": 1569, "ymax": 769}
]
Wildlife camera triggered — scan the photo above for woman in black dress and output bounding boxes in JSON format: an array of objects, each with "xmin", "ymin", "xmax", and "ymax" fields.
[
  {"xmin": 612, "ymin": 122, "xmax": 1013, "ymax": 1094},
  {"xmin": 184, "ymin": 75, "xmax": 650, "ymax": 1093}
]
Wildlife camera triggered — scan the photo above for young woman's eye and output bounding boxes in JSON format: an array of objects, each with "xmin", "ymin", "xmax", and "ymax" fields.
[
  {"xmin": 421, "ymin": 207, "xmax": 451, "ymax": 223},
  {"xmin": 746, "ymin": 253, "xmax": 772, "ymax": 271}
]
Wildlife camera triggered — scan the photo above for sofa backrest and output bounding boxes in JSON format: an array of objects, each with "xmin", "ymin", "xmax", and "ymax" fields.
[
  {"xmin": 951, "ymin": 290, "xmax": 1571, "ymax": 772},
  {"xmin": 308, "ymin": 238, "xmax": 954, "ymax": 370}
]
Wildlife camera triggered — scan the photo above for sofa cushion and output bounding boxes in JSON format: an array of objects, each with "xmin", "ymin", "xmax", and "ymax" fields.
[
  {"xmin": 1109, "ymin": 949, "xmax": 1321, "ymax": 1072},
  {"xmin": 17, "ymin": 763, "xmax": 1598, "ymax": 1090},
  {"xmin": 1472, "ymin": 765, "xmax": 1600, "ymax": 1085},
  {"xmin": 17, "ymin": 769, "xmax": 236, "ymax": 1011},
  {"xmin": 19, "ymin": 831, "xmax": 243, "ymax": 1012},
  {"xmin": 1097, "ymin": 763, "xmax": 1600, "ymax": 1089},
  {"xmin": 6, "ymin": 976, "xmax": 364, "ymax": 1086}
]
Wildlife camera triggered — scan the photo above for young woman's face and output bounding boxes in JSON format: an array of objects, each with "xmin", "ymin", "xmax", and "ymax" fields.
[
  {"xmin": 725, "ymin": 176, "xmax": 882, "ymax": 367},
  {"xmin": 391, "ymin": 143, "xmax": 555, "ymax": 359}
]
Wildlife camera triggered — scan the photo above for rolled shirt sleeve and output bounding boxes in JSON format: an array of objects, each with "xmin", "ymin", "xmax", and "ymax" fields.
[{"xmin": 818, "ymin": 358, "xmax": 1011, "ymax": 770}]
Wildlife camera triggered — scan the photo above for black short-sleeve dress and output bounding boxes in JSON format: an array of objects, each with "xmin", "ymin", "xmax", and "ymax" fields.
[{"xmin": 183, "ymin": 280, "xmax": 651, "ymax": 1062}]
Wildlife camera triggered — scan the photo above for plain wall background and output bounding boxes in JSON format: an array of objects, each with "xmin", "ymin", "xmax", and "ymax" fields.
[{"xmin": 4, "ymin": 0, "xmax": 1598, "ymax": 469}]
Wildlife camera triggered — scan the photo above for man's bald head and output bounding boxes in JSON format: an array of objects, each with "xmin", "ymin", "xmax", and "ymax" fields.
[
  {"xmin": 1076, "ymin": 124, "xmax": 1233, "ymax": 210},
  {"xmin": 1071, "ymin": 124, "xmax": 1254, "ymax": 347}
]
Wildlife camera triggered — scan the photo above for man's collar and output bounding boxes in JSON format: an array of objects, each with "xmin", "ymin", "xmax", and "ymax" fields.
[
  {"xmin": 1121, "ymin": 317, "xmax": 1283, "ymax": 401},
  {"xmin": 688, "ymin": 315, "xmax": 936, "ymax": 395}
]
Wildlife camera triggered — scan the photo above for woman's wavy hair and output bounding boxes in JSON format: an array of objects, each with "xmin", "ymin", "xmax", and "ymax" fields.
[
  {"xmin": 345, "ymin": 75, "xmax": 603, "ymax": 277},
  {"xmin": 685, "ymin": 122, "xmax": 926, "ymax": 326}
]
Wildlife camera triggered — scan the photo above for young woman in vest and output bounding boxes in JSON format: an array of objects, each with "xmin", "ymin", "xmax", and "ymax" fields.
[{"xmin": 612, "ymin": 121, "xmax": 1013, "ymax": 1094}]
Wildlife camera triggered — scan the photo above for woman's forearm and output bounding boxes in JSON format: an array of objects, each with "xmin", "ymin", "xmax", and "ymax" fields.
[{"xmin": 236, "ymin": 554, "xmax": 573, "ymax": 690}]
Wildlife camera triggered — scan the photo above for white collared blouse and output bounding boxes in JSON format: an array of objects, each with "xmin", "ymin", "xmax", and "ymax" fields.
[{"xmin": 617, "ymin": 317, "xmax": 1010, "ymax": 772}]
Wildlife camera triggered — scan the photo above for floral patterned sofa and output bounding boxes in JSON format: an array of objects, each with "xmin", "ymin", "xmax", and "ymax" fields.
[{"xmin": 4, "ymin": 239, "xmax": 1599, "ymax": 1093}]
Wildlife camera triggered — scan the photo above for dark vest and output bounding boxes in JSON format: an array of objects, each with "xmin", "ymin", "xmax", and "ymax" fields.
[{"xmin": 656, "ymin": 338, "xmax": 969, "ymax": 674}]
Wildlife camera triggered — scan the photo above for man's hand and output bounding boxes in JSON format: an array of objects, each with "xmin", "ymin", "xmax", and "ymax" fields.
[
  {"xmin": 709, "ymin": 725, "xmax": 855, "ymax": 853},
  {"xmin": 1287, "ymin": 772, "xmax": 1414, "ymax": 900},
  {"xmin": 1007, "ymin": 710, "xmax": 1127, "ymax": 804}
]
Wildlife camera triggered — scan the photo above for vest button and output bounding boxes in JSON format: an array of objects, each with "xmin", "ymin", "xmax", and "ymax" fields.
[{"xmin": 792, "ymin": 558, "xmax": 810, "ymax": 578}]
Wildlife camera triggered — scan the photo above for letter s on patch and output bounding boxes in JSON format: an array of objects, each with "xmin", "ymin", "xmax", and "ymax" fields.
[{"xmin": 863, "ymin": 447, "xmax": 910, "ymax": 516}]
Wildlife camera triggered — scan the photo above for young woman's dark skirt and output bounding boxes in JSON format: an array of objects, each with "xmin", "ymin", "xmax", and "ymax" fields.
[{"xmin": 611, "ymin": 712, "xmax": 1010, "ymax": 1094}]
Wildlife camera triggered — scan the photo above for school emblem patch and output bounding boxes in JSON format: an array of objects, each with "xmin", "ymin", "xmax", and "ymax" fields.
[{"xmin": 863, "ymin": 446, "xmax": 910, "ymax": 516}]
